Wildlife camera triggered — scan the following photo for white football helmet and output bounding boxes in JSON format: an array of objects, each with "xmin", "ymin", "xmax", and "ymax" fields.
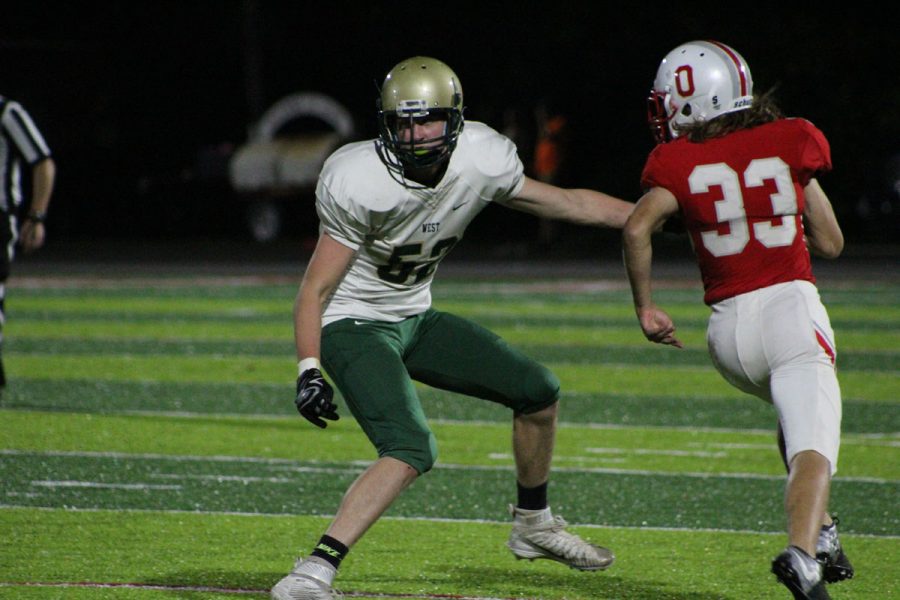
[{"xmin": 648, "ymin": 40, "xmax": 754, "ymax": 143}]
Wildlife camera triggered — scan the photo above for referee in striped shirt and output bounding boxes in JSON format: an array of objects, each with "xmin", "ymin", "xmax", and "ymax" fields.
[{"xmin": 0, "ymin": 95, "xmax": 56, "ymax": 387}]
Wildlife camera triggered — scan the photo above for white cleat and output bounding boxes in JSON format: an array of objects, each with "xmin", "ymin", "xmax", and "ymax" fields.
[
  {"xmin": 506, "ymin": 504, "xmax": 615, "ymax": 571},
  {"xmin": 270, "ymin": 558, "xmax": 342, "ymax": 600}
]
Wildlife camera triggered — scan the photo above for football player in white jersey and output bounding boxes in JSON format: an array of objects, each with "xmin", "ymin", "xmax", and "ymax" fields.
[{"xmin": 271, "ymin": 56, "xmax": 634, "ymax": 600}]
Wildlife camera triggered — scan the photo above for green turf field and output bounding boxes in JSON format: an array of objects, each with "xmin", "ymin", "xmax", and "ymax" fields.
[{"xmin": 1, "ymin": 266, "xmax": 897, "ymax": 599}]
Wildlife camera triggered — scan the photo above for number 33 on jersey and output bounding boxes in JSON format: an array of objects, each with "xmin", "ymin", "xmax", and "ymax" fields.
[{"xmin": 641, "ymin": 117, "xmax": 831, "ymax": 304}]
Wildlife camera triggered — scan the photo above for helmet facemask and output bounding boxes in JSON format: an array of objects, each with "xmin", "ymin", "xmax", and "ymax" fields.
[
  {"xmin": 378, "ymin": 102, "xmax": 464, "ymax": 170},
  {"xmin": 647, "ymin": 91, "xmax": 673, "ymax": 144}
]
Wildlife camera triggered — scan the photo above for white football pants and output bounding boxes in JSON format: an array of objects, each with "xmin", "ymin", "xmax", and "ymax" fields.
[{"xmin": 707, "ymin": 280, "xmax": 842, "ymax": 474}]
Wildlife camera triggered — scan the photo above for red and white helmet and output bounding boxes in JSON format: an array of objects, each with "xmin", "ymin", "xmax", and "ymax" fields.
[{"xmin": 648, "ymin": 40, "xmax": 754, "ymax": 143}]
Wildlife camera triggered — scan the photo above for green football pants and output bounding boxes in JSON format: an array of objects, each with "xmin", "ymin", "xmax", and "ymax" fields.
[{"xmin": 321, "ymin": 309, "xmax": 560, "ymax": 474}]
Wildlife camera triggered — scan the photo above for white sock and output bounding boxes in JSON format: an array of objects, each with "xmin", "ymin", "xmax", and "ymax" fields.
[
  {"xmin": 513, "ymin": 505, "xmax": 553, "ymax": 526},
  {"xmin": 296, "ymin": 558, "xmax": 336, "ymax": 585}
]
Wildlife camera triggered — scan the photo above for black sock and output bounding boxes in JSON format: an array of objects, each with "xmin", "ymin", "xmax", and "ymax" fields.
[
  {"xmin": 517, "ymin": 481, "xmax": 548, "ymax": 510},
  {"xmin": 311, "ymin": 534, "xmax": 349, "ymax": 570}
]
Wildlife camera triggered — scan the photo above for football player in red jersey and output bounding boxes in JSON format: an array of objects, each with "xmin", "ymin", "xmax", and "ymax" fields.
[{"xmin": 622, "ymin": 41, "xmax": 853, "ymax": 600}]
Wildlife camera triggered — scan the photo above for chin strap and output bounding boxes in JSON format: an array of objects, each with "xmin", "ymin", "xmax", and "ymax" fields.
[{"xmin": 375, "ymin": 140, "xmax": 437, "ymax": 190}]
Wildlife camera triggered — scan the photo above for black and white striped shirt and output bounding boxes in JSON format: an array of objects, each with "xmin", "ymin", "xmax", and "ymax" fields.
[{"xmin": 0, "ymin": 96, "xmax": 52, "ymax": 213}]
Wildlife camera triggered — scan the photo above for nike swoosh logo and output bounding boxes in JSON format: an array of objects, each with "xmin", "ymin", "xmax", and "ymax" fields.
[
  {"xmin": 452, "ymin": 201, "xmax": 468, "ymax": 210},
  {"xmin": 353, "ymin": 320, "xmax": 369, "ymax": 325},
  {"xmin": 789, "ymin": 548, "xmax": 822, "ymax": 582}
]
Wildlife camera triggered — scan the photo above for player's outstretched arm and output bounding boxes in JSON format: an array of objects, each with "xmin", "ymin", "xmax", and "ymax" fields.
[{"xmin": 499, "ymin": 176, "xmax": 635, "ymax": 228}]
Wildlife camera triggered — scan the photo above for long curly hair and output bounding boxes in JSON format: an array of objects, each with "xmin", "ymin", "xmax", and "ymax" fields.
[{"xmin": 679, "ymin": 90, "xmax": 784, "ymax": 142}]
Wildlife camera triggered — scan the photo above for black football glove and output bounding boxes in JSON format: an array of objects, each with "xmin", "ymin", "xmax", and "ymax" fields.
[{"xmin": 295, "ymin": 368, "xmax": 339, "ymax": 429}]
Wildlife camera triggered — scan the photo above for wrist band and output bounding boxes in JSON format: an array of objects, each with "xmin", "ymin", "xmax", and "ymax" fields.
[
  {"xmin": 26, "ymin": 211, "xmax": 46, "ymax": 223},
  {"xmin": 298, "ymin": 357, "xmax": 321, "ymax": 376}
]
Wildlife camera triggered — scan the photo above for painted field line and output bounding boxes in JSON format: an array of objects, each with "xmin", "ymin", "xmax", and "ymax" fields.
[
  {"xmin": 584, "ymin": 447, "xmax": 727, "ymax": 457},
  {"xmin": 11, "ymin": 275, "xmax": 299, "ymax": 289},
  {"xmin": 3, "ymin": 449, "xmax": 894, "ymax": 484},
  {"xmin": 30, "ymin": 480, "xmax": 180, "ymax": 490},
  {"xmin": 8, "ymin": 408, "xmax": 896, "ymax": 442},
  {"xmin": 10, "ymin": 409, "xmax": 777, "ymax": 436},
  {"xmin": 0, "ymin": 581, "xmax": 526, "ymax": 599},
  {"xmin": 0, "ymin": 582, "xmax": 262, "ymax": 595},
  {"xmin": 1, "ymin": 448, "xmax": 304, "ymax": 463},
  {"xmin": 149, "ymin": 470, "xmax": 357, "ymax": 483},
  {"xmin": 2, "ymin": 504, "xmax": 898, "ymax": 541}
]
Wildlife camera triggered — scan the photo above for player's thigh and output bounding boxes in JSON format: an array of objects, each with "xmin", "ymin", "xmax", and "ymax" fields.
[
  {"xmin": 770, "ymin": 361, "xmax": 841, "ymax": 473},
  {"xmin": 763, "ymin": 282, "xmax": 841, "ymax": 472},
  {"xmin": 321, "ymin": 319, "xmax": 437, "ymax": 473},
  {"xmin": 405, "ymin": 310, "xmax": 559, "ymax": 414}
]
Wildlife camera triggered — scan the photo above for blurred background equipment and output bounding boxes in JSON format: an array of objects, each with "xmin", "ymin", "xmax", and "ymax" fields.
[
  {"xmin": 228, "ymin": 92, "xmax": 355, "ymax": 242},
  {"xmin": 3, "ymin": 4, "xmax": 897, "ymax": 252},
  {"xmin": 854, "ymin": 152, "xmax": 900, "ymax": 243}
]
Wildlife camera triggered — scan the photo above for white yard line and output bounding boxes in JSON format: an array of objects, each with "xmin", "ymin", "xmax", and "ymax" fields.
[
  {"xmin": 1, "ymin": 503, "xmax": 897, "ymax": 540},
  {"xmin": 2, "ymin": 448, "xmax": 894, "ymax": 484},
  {"xmin": 30, "ymin": 480, "xmax": 180, "ymax": 490}
]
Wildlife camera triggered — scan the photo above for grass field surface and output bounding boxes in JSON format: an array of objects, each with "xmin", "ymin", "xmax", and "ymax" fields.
[{"xmin": 1, "ymin": 261, "xmax": 897, "ymax": 599}]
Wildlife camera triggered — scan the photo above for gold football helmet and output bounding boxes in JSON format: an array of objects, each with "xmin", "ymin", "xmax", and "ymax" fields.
[{"xmin": 377, "ymin": 56, "xmax": 465, "ymax": 171}]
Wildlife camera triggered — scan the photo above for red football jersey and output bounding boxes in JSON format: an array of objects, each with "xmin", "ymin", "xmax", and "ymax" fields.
[{"xmin": 641, "ymin": 118, "xmax": 832, "ymax": 304}]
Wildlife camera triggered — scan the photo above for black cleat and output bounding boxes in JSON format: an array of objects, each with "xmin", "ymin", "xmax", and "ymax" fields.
[
  {"xmin": 771, "ymin": 546, "xmax": 831, "ymax": 600},
  {"xmin": 817, "ymin": 518, "xmax": 854, "ymax": 583}
]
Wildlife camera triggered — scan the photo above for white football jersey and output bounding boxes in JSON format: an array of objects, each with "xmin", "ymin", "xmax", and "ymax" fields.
[{"xmin": 317, "ymin": 121, "xmax": 524, "ymax": 325}]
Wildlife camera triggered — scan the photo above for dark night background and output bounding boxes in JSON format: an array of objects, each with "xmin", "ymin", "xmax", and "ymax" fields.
[{"xmin": 3, "ymin": 2, "xmax": 899, "ymax": 261}]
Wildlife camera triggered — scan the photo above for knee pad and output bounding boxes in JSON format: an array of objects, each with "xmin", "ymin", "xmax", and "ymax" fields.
[
  {"xmin": 518, "ymin": 365, "xmax": 560, "ymax": 414},
  {"xmin": 379, "ymin": 429, "xmax": 438, "ymax": 475}
]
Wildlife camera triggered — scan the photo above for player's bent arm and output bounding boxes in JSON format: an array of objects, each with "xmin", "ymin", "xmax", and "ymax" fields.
[
  {"xmin": 30, "ymin": 158, "xmax": 56, "ymax": 215},
  {"xmin": 623, "ymin": 187, "xmax": 684, "ymax": 348},
  {"xmin": 622, "ymin": 187, "xmax": 679, "ymax": 310},
  {"xmin": 802, "ymin": 178, "xmax": 843, "ymax": 259},
  {"xmin": 499, "ymin": 176, "xmax": 635, "ymax": 228},
  {"xmin": 294, "ymin": 232, "xmax": 357, "ymax": 362},
  {"xmin": 19, "ymin": 158, "xmax": 56, "ymax": 253}
]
